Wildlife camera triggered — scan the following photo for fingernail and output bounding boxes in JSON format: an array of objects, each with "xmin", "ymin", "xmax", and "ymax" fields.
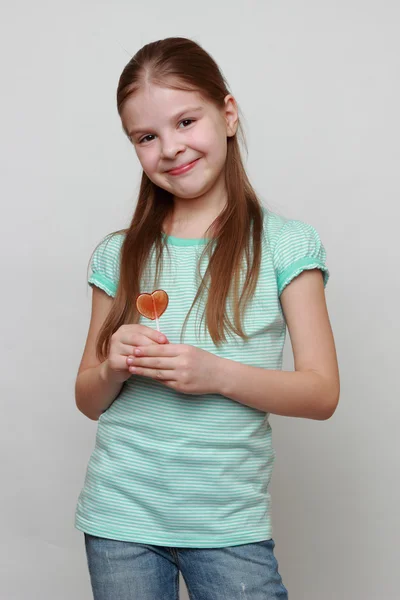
[
  {"xmin": 158, "ymin": 335, "xmax": 165, "ymax": 342},
  {"xmin": 127, "ymin": 357, "xmax": 134, "ymax": 364},
  {"xmin": 134, "ymin": 348, "xmax": 142, "ymax": 356}
]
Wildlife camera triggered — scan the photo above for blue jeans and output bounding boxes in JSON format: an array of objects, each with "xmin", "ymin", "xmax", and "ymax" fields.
[{"xmin": 84, "ymin": 533, "xmax": 288, "ymax": 599}]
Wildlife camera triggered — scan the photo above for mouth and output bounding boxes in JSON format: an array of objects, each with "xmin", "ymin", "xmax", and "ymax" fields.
[{"xmin": 166, "ymin": 158, "xmax": 200, "ymax": 176}]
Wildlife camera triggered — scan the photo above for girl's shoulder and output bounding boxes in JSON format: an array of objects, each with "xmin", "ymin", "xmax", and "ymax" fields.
[
  {"xmin": 261, "ymin": 206, "xmax": 289, "ymax": 239},
  {"xmin": 260, "ymin": 205, "xmax": 330, "ymax": 294},
  {"xmin": 93, "ymin": 230, "xmax": 126, "ymax": 256},
  {"xmin": 88, "ymin": 230, "xmax": 127, "ymax": 297},
  {"xmin": 261, "ymin": 205, "xmax": 324, "ymax": 253}
]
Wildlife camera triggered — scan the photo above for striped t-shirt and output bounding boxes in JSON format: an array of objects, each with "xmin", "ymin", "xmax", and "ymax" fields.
[{"xmin": 74, "ymin": 207, "xmax": 329, "ymax": 548}]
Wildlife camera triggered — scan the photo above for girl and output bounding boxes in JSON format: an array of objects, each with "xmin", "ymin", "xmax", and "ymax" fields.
[{"xmin": 75, "ymin": 37, "xmax": 340, "ymax": 600}]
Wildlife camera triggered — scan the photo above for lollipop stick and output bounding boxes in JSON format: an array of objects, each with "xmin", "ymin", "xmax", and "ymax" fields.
[{"xmin": 151, "ymin": 295, "xmax": 160, "ymax": 332}]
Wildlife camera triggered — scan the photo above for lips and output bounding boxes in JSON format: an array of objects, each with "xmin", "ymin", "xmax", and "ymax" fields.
[{"xmin": 166, "ymin": 158, "xmax": 200, "ymax": 176}]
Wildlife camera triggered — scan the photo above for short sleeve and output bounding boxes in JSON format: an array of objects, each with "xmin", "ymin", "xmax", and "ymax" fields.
[
  {"xmin": 88, "ymin": 233, "xmax": 124, "ymax": 298},
  {"xmin": 273, "ymin": 220, "xmax": 330, "ymax": 297}
]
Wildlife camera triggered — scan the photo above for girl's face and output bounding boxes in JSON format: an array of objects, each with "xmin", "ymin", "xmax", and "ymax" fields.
[{"xmin": 121, "ymin": 82, "xmax": 238, "ymax": 201}]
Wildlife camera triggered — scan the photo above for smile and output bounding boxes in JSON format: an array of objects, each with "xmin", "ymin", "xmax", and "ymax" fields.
[{"xmin": 166, "ymin": 158, "xmax": 200, "ymax": 176}]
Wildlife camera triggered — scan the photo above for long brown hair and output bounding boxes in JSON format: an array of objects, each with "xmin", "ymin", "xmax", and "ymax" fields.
[{"xmin": 92, "ymin": 37, "xmax": 264, "ymax": 361}]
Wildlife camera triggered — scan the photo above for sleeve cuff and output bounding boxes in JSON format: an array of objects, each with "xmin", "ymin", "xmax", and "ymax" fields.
[
  {"xmin": 88, "ymin": 273, "xmax": 117, "ymax": 297},
  {"xmin": 277, "ymin": 257, "xmax": 330, "ymax": 297}
]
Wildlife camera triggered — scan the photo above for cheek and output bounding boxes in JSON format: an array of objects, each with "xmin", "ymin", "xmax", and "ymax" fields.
[
  {"xmin": 206, "ymin": 133, "xmax": 227, "ymax": 169},
  {"xmin": 136, "ymin": 148, "xmax": 159, "ymax": 173},
  {"xmin": 192, "ymin": 126, "xmax": 227, "ymax": 163}
]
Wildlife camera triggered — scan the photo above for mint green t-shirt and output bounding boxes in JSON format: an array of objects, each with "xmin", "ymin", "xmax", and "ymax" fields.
[{"xmin": 74, "ymin": 207, "xmax": 329, "ymax": 548}]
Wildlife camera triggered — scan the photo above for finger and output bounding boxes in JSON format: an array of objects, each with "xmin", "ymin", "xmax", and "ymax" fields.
[
  {"xmin": 128, "ymin": 357, "xmax": 176, "ymax": 370},
  {"xmin": 121, "ymin": 326, "xmax": 168, "ymax": 346},
  {"xmin": 135, "ymin": 325, "xmax": 169, "ymax": 344},
  {"xmin": 131, "ymin": 334, "xmax": 164, "ymax": 347},
  {"xmin": 131, "ymin": 344, "xmax": 180, "ymax": 358},
  {"xmin": 119, "ymin": 334, "xmax": 168, "ymax": 356},
  {"xmin": 128, "ymin": 367, "xmax": 177, "ymax": 381}
]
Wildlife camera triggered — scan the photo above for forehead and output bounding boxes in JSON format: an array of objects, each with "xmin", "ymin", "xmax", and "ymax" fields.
[{"xmin": 121, "ymin": 83, "xmax": 216, "ymax": 133}]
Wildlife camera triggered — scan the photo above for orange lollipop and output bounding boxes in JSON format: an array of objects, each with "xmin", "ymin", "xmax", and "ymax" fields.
[{"xmin": 136, "ymin": 289, "xmax": 169, "ymax": 331}]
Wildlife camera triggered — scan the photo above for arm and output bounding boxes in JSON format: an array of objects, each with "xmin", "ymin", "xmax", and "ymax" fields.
[
  {"xmin": 75, "ymin": 361, "xmax": 124, "ymax": 421},
  {"xmin": 75, "ymin": 286, "xmax": 124, "ymax": 421},
  {"xmin": 217, "ymin": 269, "xmax": 340, "ymax": 420}
]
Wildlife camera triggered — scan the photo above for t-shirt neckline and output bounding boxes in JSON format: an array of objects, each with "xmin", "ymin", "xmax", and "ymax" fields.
[{"xmin": 162, "ymin": 232, "xmax": 210, "ymax": 246}]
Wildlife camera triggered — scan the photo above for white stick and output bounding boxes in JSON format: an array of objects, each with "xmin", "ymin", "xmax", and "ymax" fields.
[{"xmin": 151, "ymin": 295, "xmax": 160, "ymax": 331}]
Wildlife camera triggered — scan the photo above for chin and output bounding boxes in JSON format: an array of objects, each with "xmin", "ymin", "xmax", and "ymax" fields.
[
  {"xmin": 172, "ymin": 178, "xmax": 218, "ymax": 199},
  {"xmin": 174, "ymin": 188, "xmax": 209, "ymax": 199},
  {"xmin": 150, "ymin": 171, "xmax": 217, "ymax": 199}
]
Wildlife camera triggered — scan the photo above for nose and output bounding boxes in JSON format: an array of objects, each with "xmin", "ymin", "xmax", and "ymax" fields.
[{"xmin": 160, "ymin": 133, "xmax": 186, "ymax": 160}]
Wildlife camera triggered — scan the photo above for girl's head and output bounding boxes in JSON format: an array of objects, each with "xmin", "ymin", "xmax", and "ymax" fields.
[
  {"xmin": 116, "ymin": 37, "xmax": 240, "ymax": 209},
  {"xmin": 121, "ymin": 84, "xmax": 237, "ymax": 206},
  {"xmin": 94, "ymin": 38, "xmax": 263, "ymax": 359}
]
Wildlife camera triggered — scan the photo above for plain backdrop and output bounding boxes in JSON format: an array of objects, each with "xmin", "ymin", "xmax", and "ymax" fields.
[{"xmin": 1, "ymin": 1, "xmax": 399, "ymax": 598}]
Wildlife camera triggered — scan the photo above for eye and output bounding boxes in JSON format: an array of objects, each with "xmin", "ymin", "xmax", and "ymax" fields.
[
  {"xmin": 136, "ymin": 119, "xmax": 195, "ymax": 144},
  {"xmin": 138, "ymin": 134, "xmax": 156, "ymax": 145},
  {"xmin": 179, "ymin": 119, "xmax": 194, "ymax": 128}
]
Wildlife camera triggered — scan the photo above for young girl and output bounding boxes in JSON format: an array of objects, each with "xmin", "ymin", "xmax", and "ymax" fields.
[{"xmin": 75, "ymin": 37, "xmax": 340, "ymax": 600}]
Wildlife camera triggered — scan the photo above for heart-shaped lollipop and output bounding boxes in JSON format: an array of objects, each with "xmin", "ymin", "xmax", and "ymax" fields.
[{"xmin": 136, "ymin": 289, "xmax": 169, "ymax": 331}]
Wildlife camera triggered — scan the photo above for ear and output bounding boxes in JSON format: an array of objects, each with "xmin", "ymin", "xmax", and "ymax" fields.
[{"xmin": 223, "ymin": 94, "xmax": 239, "ymax": 137}]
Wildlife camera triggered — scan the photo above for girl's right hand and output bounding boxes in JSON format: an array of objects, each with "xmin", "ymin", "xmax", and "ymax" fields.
[{"xmin": 103, "ymin": 324, "xmax": 169, "ymax": 383}]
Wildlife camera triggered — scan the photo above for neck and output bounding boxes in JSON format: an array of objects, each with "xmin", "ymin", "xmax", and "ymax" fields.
[{"xmin": 164, "ymin": 176, "xmax": 227, "ymax": 239}]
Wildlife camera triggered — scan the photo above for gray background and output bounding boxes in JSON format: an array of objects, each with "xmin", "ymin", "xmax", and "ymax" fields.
[{"xmin": 1, "ymin": 1, "xmax": 399, "ymax": 598}]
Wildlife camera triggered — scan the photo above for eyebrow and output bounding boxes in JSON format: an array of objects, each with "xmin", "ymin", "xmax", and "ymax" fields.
[{"xmin": 127, "ymin": 105, "xmax": 204, "ymax": 138}]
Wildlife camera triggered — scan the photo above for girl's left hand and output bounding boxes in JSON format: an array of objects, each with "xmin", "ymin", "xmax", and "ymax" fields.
[{"xmin": 126, "ymin": 344, "xmax": 224, "ymax": 395}]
